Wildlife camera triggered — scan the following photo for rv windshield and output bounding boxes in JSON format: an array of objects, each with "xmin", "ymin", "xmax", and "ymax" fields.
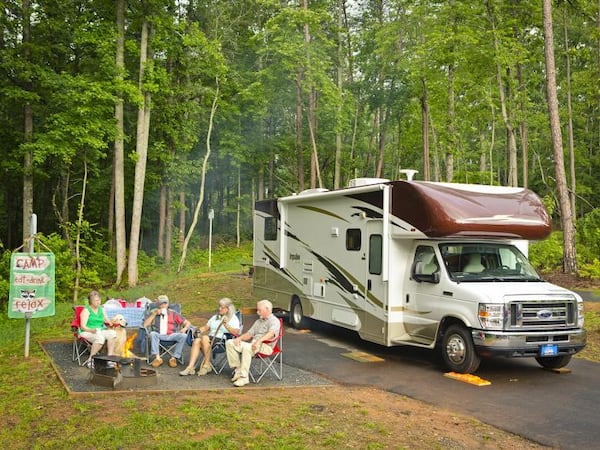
[{"xmin": 440, "ymin": 243, "xmax": 542, "ymax": 282}]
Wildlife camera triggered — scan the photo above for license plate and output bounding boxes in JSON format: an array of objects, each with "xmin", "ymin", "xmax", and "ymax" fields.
[{"xmin": 539, "ymin": 343, "xmax": 558, "ymax": 357}]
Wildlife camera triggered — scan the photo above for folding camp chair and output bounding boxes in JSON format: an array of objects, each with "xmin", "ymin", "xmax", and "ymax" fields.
[
  {"xmin": 249, "ymin": 317, "xmax": 283, "ymax": 383},
  {"xmin": 140, "ymin": 302, "xmax": 186, "ymax": 365},
  {"xmin": 209, "ymin": 310, "xmax": 243, "ymax": 374},
  {"xmin": 71, "ymin": 305, "xmax": 93, "ymax": 366}
]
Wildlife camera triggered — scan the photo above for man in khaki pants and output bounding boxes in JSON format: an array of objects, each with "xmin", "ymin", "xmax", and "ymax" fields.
[{"xmin": 226, "ymin": 299, "xmax": 281, "ymax": 387}]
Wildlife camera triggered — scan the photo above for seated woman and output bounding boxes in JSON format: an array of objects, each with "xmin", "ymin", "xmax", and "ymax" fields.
[
  {"xmin": 79, "ymin": 290, "xmax": 118, "ymax": 367},
  {"xmin": 179, "ymin": 297, "xmax": 241, "ymax": 376}
]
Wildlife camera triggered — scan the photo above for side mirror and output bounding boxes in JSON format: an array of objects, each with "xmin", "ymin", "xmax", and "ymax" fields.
[{"xmin": 412, "ymin": 272, "xmax": 440, "ymax": 284}]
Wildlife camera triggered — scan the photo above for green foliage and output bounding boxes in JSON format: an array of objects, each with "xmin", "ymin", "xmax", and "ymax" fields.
[
  {"xmin": 578, "ymin": 259, "xmax": 600, "ymax": 281},
  {"xmin": 576, "ymin": 209, "xmax": 600, "ymax": 262},
  {"xmin": 36, "ymin": 233, "xmax": 77, "ymax": 303},
  {"xmin": 181, "ymin": 240, "xmax": 253, "ymax": 273},
  {"xmin": 529, "ymin": 232, "xmax": 564, "ymax": 273},
  {"xmin": 0, "ymin": 250, "xmax": 10, "ymax": 308}
]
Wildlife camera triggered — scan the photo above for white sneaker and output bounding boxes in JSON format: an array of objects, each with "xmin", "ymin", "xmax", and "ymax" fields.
[
  {"xmin": 231, "ymin": 369, "xmax": 241, "ymax": 382},
  {"xmin": 179, "ymin": 367, "xmax": 195, "ymax": 376},
  {"xmin": 198, "ymin": 364, "xmax": 212, "ymax": 376},
  {"xmin": 233, "ymin": 377, "xmax": 249, "ymax": 387}
]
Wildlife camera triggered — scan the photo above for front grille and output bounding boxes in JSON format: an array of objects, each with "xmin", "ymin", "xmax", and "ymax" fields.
[{"xmin": 509, "ymin": 299, "xmax": 577, "ymax": 329}]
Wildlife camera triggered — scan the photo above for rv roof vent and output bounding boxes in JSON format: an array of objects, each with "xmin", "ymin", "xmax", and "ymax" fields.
[
  {"xmin": 298, "ymin": 188, "xmax": 329, "ymax": 195},
  {"xmin": 399, "ymin": 169, "xmax": 418, "ymax": 181},
  {"xmin": 348, "ymin": 178, "xmax": 390, "ymax": 188}
]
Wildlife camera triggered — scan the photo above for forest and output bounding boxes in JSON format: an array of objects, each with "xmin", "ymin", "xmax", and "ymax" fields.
[{"xmin": 2, "ymin": 0, "xmax": 600, "ymax": 299}]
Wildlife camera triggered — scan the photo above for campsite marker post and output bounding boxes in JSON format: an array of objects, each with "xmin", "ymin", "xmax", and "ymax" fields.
[
  {"xmin": 24, "ymin": 213, "xmax": 37, "ymax": 357},
  {"xmin": 208, "ymin": 208, "xmax": 214, "ymax": 271}
]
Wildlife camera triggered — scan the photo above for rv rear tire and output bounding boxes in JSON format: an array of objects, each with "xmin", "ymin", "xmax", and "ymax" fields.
[
  {"xmin": 441, "ymin": 324, "xmax": 481, "ymax": 374},
  {"xmin": 290, "ymin": 298, "xmax": 304, "ymax": 329}
]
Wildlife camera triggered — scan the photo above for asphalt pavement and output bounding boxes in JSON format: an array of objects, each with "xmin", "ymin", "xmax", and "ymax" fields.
[{"xmin": 284, "ymin": 318, "xmax": 600, "ymax": 450}]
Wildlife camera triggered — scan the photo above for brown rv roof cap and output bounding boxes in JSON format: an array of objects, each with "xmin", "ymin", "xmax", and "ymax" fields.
[{"xmin": 390, "ymin": 181, "xmax": 551, "ymax": 239}]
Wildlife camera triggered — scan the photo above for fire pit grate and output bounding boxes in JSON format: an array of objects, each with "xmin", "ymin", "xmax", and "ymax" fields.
[{"xmin": 90, "ymin": 355, "xmax": 157, "ymax": 389}]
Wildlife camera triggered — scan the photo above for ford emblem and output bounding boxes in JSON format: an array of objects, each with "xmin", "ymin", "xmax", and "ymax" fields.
[{"xmin": 537, "ymin": 309, "xmax": 553, "ymax": 319}]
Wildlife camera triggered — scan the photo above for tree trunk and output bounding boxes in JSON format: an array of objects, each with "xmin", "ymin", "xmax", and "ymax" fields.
[
  {"xmin": 517, "ymin": 63, "xmax": 528, "ymax": 188},
  {"xmin": 446, "ymin": 65, "xmax": 455, "ymax": 182},
  {"xmin": 295, "ymin": 74, "xmax": 304, "ymax": 191},
  {"xmin": 22, "ymin": 0, "xmax": 33, "ymax": 246},
  {"xmin": 236, "ymin": 167, "xmax": 241, "ymax": 247},
  {"xmin": 542, "ymin": 0, "xmax": 577, "ymax": 273},
  {"xmin": 375, "ymin": 106, "xmax": 388, "ymax": 178},
  {"xmin": 114, "ymin": 0, "xmax": 127, "ymax": 285},
  {"xmin": 487, "ymin": 1, "xmax": 518, "ymax": 186},
  {"xmin": 128, "ymin": 19, "xmax": 151, "ymax": 286},
  {"xmin": 178, "ymin": 191, "xmax": 185, "ymax": 248},
  {"xmin": 421, "ymin": 78, "xmax": 430, "ymax": 181},
  {"xmin": 563, "ymin": 10, "xmax": 576, "ymax": 218},
  {"xmin": 164, "ymin": 186, "xmax": 172, "ymax": 264},
  {"xmin": 158, "ymin": 182, "xmax": 166, "ymax": 258},
  {"xmin": 334, "ymin": 0, "xmax": 344, "ymax": 190},
  {"xmin": 73, "ymin": 158, "xmax": 88, "ymax": 304},
  {"xmin": 178, "ymin": 82, "xmax": 219, "ymax": 272}
]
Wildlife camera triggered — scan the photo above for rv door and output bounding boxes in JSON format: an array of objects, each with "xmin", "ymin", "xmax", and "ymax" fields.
[{"xmin": 361, "ymin": 220, "xmax": 387, "ymax": 341}]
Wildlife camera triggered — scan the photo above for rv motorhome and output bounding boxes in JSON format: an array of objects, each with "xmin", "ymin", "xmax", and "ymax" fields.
[{"xmin": 252, "ymin": 178, "xmax": 586, "ymax": 373}]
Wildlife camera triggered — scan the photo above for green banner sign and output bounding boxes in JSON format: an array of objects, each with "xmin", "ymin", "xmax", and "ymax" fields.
[{"xmin": 9, "ymin": 252, "xmax": 56, "ymax": 319}]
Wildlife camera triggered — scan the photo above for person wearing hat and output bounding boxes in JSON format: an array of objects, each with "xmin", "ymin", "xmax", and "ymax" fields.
[{"xmin": 143, "ymin": 294, "xmax": 191, "ymax": 368}]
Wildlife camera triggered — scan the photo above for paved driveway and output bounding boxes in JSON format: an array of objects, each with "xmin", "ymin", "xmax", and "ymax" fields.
[{"xmin": 283, "ymin": 319, "xmax": 600, "ymax": 450}]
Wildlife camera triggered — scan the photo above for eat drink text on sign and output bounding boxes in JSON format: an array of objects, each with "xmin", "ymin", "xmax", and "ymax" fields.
[{"xmin": 9, "ymin": 252, "xmax": 55, "ymax": 319}]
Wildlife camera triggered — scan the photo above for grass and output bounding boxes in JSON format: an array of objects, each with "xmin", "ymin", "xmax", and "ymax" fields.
[{"xmin": 1, "ymin": 242, "xmax": 598, "ymax": 449}]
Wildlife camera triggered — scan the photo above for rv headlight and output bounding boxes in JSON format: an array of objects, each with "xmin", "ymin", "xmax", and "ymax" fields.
[
  {"xmin": 478, "ymin": 303, "xmax": 505, "ymax": 329},
  {"xmin": 578, "ymin": 302, "xmax": 585, "ymax": 327}
]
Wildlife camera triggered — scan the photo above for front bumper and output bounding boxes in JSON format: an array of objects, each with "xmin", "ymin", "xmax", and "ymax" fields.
[{"xmin": 472, "ymin": 328, "xmax": 587, "ymax": 358}]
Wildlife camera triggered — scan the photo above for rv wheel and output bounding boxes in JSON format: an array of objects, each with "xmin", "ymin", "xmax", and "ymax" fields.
[
  {"xmin": 441, "ymin": 324, "xmax": 481, "ymax": 374},
  {"xmin": 535, "ymin": 354, "xmax": 572, "ymax": 369},
  {"xmin": 290, "ymin": 298, "xmax": 304, "ymax": 329}
]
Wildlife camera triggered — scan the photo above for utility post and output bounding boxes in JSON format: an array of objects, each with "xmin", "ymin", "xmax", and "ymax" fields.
[{"xmin": 208, "ymin": 208, "xmax": 214, "ymax": 271}]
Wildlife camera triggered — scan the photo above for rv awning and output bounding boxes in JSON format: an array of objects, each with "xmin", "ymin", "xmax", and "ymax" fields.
[{"xmin": 389, "ymin": 181, "xmax": 551, "ymax": 239}]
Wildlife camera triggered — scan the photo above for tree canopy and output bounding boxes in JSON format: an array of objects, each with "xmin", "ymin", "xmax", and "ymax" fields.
[{"xmin": 2, "ymin": 0, "xmax": 600, "ymax": 287}]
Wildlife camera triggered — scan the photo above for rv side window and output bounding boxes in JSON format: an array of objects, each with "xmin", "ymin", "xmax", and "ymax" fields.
[
  {"xmin": 369, "ymin": 234, "xmax": 383, "ymax": 275},
  {"xmin": 346, "ymin": 229, "xmax": 361, "ymax": 251},
  {"xmin": 264, "ymin": 217, "xmax": 277, "ymax": 241}
]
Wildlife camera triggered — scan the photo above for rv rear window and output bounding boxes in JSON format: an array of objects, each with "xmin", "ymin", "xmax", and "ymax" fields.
[
  {"xmin": 346, "ymin": 229, "xmax": 361, "ymax": 251},
  {"xmin": 264, "ymin": 217, "xmax": 277, "ymax": 241}
]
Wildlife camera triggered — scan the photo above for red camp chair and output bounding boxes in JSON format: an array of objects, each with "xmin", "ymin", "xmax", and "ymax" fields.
[
  {"xmin": 249, "ymin": 317, "xmax": 283, "ymax": 383},
  {"xmin": 71, "ymin": 305, "xmax": 93, "ymax": 366}
]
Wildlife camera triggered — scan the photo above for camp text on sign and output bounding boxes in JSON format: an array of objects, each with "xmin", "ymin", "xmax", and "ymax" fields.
[{"xmin": 9, "ymin": 252, "xmax": 56, "ymax": 319}]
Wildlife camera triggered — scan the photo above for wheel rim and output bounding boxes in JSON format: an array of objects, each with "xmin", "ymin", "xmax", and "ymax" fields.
[
  {"xmin": 292, "ymin": 303, "xmax": 302, "ymax": 325},
  {"xmin": 446, "ymin": 334, "xmax": 466, "ymax": 364}
]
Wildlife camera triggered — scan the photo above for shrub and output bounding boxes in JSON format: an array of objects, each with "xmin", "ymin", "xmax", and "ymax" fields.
[
  {"xmin": 576, "ymin": 209, "xmax": 600, "ymax": 264},
  {"xmin": 529, "ymin": 232, "xmax": 564, "ymax": 273}
]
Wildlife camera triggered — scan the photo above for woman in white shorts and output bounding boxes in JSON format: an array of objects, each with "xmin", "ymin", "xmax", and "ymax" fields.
[{"xmin": 79, "ymin": 290, "xmax": 117, "ymax": 366}]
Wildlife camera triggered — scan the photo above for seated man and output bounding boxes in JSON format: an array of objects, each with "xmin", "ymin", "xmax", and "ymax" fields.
[
  {"xmin": 225, "ymin": 299, "xmax": 281, "ymax": 387},
  {"xmin": 143, "ymin": 294, "xmax": 191, "ymax": 368}
]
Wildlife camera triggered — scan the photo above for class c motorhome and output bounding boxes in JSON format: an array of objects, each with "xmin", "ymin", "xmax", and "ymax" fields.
[{"xmin": 252, "ymin": 178, "xmax": 586, "ymax": 373}]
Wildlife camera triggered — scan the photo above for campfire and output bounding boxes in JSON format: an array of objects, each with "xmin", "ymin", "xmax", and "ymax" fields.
[
  {"xmin": 89, "ymin": 332, "xmax": 157, "ymax": 389},
  {"xmin": 122, "ymin": 332, "xmax": 138, "ymax": 358}
]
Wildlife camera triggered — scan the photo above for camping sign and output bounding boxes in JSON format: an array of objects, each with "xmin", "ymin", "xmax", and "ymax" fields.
[{"xmin": 9, "ymin": 252, "xmax": 55, "ymax": 319}]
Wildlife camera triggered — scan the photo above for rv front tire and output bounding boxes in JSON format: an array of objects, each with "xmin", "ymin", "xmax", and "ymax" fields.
[
  {"xmin": 534, "ymin": 354, "xmax": 572, "ymax": 369},
  {"xmin": 290, "ymin": 298, "xmax": 304, "ymax": 329},
  {"xmin": 441, "ymin": 324, "xmax": 481, "ymax": 374}
]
